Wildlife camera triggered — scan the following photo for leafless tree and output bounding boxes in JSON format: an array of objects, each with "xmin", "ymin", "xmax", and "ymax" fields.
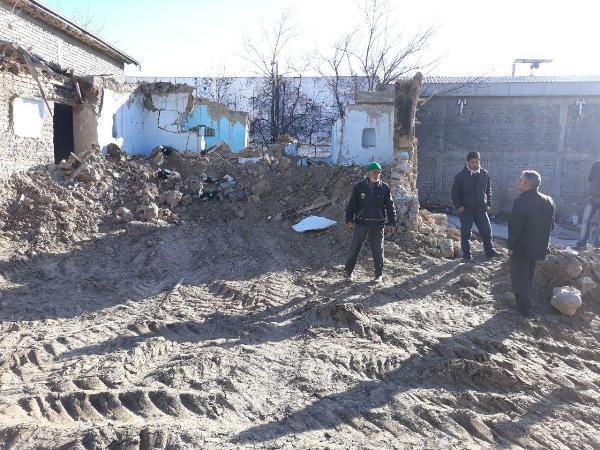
[
  {"xmin": 313, "ymin": 33, "xmax": 356, "ymax": 119},
  {"xmin": 317, "ymin": 0, "xmax": 436, "ymax": 94},
  {"xmin": 241, "ymin": 10, "xmax": 299, "ymax": 143},
  {"xmin": 197, "ymin": 66, "xmax": 236, "ymax": 107}
]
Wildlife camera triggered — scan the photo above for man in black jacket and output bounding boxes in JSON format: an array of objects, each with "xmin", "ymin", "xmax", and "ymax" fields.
[
  {"xmin": 508, "ymin": 170, "xmax": 555, "ymax": 316},
  {"xmin": 575, "ymin": 160, "xmax": 600, "ymax": 249},
  {"xmin": 345, "ymin": 162, "xmax": 397, "ymax": 283},
  {"xmin": 451, "ymin": 151, "xmax": 499, "ymax": 262}
]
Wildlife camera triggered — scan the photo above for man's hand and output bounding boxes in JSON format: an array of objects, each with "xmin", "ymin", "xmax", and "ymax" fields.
[
  {"xmin": 345, "ymin": 223, "xmax": 354, "ymax": 232},
  {"xmin": 458, "ymin": 207, "xmax": 465, "ymax": 214},
  {"xmin": 385, "ymin": 225, "xmax": 396, "ymax": 234}
]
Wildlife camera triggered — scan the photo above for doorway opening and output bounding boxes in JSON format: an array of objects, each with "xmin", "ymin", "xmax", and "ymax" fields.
[{"xmin": 53, "ymin": 103, "xmax": 74, "ymax": 163}]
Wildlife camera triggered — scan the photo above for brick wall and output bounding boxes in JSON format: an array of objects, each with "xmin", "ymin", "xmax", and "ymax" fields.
[
  {"xmin": 0, "ymin": 70, "xmax": 75, "ymax": 176},
  {"xmin": 0, "ymin": 3, "xmax": 124, "ymax": 80},
  {"xmin": 416, "ymin": 96, "xmax": 600, "ymax": 216}
]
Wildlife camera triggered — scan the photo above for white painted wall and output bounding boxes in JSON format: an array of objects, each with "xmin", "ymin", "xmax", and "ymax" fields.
[
  {"xmin": 331, "ymin": 103, "xmax": 394, "ymax": 165},
  {"xmin": 12, "ymin": 98, "xmax": 46, "ymax": 138}
]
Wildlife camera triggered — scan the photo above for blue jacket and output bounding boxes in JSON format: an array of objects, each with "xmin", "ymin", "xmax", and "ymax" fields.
[
  {"xmin": 451, "ymin": 166, "xmax": 492, "ymax": 211},
  {"xmin": 346, "ymin": 179, "xmax": 397, "ymax": 227}
]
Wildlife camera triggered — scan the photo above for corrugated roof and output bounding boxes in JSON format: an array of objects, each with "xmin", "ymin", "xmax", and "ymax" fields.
[
  {"xmin": 423, "ymin": 75, "xmax": 600, "ymax": 84},
  {"xmin": 2, "ymin": 0, "xmax": 139, "ymax": 66}
]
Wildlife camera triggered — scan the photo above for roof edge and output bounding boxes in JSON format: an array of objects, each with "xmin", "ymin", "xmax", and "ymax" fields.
[{"xmin": 4, "ymin": 0, "xmax": 139, "ymax": 66}]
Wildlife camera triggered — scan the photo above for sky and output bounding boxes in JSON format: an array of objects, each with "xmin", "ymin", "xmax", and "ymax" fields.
[{"xmin": 43, "ymin": 0, "xmax": 600, "ymax": 78}]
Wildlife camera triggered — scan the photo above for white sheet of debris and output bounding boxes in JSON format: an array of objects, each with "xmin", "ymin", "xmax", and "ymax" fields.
[{"xmin": 292, "ymin": 216, "xmax": 337, "ymax": 233}]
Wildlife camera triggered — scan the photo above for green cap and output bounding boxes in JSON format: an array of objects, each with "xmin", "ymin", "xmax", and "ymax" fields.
[{"xmin": 366, "ymin": 162, "xmax": 382, "ymax": 172}]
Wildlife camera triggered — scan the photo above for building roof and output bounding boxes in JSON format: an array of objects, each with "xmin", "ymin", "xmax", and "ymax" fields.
[
  {"xmin": 424, "ymin": 75, "xmax": 600, "ymax": 84},
  {"xmin": 419, "ymin": 75, "xmax": 600, "ymax": 97},
  {"xmin": 3, "ymin": 0, "xmax": 139, "ymax": 66}
]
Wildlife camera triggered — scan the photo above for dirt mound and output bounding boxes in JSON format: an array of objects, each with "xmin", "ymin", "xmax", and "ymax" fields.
[{"xmin": 0, "ymin": 148, "xmax": 599, "ymax": 449}]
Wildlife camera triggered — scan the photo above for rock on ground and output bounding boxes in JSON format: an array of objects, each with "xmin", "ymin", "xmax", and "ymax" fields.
[{"xmin": 551, "ymin": 286, "xmax": 583, "ymax": 316}]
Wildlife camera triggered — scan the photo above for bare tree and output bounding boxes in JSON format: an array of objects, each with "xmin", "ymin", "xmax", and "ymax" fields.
[
  {"xmin": 313, "ymin": 33, "xmax": 356, "ymax": 119},
  {"xmin": 322, "ymin": 0, "xmax": 436, "ymax": 93},
  {"xmin": 242, "ymin": 10, "xmax": 299, "ymax": 143},
  {"xmin": 197, "ymin": 66, "xmax": 236, "ymax": 107}
]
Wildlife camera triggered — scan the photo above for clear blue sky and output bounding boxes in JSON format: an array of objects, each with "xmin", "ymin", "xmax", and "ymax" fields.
[{"xmin": 43, "ymin": 0, "xmax": 600, "ymax": 78}]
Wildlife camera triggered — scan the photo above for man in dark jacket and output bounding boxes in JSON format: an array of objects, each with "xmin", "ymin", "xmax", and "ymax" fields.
[
  {"xmin": 508, "ymin": 170, "xmax": 555, "ymax": 316},
  {"xmin": 345, "ymin": 162, "xmax": 397, "ymax": 283},
  {"xmin": 451, "ymin": 151, "xmax": 499, "ymax": 262},
  {"xmin": 575, "ymin": 160, "xmax": 600, "ymax": 249}
]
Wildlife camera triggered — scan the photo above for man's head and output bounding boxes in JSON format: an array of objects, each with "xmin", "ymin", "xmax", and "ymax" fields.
[
  {"xmin": 366, "ymin": 162, "xmax": 382, "ymax": 183},
  {"xmin": 519, "ymin": 170, "xmax": 541, "ymax": 192},
  {"xmin": 466, "ymin": 151, "xmax": 481, "ymax": 171}
]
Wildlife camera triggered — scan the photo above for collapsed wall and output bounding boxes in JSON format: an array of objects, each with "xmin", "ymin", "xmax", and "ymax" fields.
[
  {"xmin": 390, "ymin": 73, "xmax": 423, "ymax": 232},
  {"xmin": 0, "ymin": 40, "xmax": 77, "ymax": 177}
]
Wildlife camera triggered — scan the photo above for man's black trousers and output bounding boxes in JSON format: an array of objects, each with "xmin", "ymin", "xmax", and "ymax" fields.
[
  {"xmin": 509, "ymin": 254, "xmax": 536, "ymax": 313},
  {"xmin": 344, "ymin": 224, "xmax": 384, "ymax": 277}
]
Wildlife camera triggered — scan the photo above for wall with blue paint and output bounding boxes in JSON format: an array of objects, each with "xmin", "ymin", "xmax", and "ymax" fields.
[
  {"xmin": 181, "ymin": 100, "xmax": 249, "ymax": 152},
  {"xmin": 97, "ymin": 85, "xmax": 249, "ymax": 156}
]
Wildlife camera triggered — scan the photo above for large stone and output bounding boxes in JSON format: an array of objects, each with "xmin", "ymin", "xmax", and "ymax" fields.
[
  {"xmin": 159, "ymin": 190, "xmax": 183, "ymax": 208},
  {"xmin": 460, "ymin": 273, "xmax": 479, "ymax": 288},
  {"xmin": 73, "ymin": 162, "xmax": 101, "ymax": 183},
  {"xmin": 551, "ymin": 286, "xmax": 582, "ymax": 316},
  {"xmin": 560, "ymin": 255, "xmax": 583, "ymax": 281},
  {"xmin": 440, "ymin": 239, "xmax": 455, "ymax": 258},
  {"xmin": 144, "ymin": 203, "xmax": 159, "ymax": 221},
  {"xmin": 573, "ymin": 276, "xmax": 597, "ymax": 296}
]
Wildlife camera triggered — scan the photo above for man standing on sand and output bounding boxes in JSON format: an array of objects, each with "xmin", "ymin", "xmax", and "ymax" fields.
[
  {"xmin": 575, "ymin": 160, "xmax": 600, "ymax": 250},
  {"xmin": 451, "ymin": 151, "xmax": 500, "ymax": 262},
  {"xmin": 508, "ymin": 171, "xmax": 555, "ymax": 317},
  {"xmin": 344, "ymin": 162, "xmax": 397, "ymax": 283}
]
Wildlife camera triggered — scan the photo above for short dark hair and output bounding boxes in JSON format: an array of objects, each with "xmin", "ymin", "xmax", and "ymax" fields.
[
  {"xmin": 466, "ymin": 151, "xmax": 480, "ymax": 161},
  {"xmin": 521, "ymin": 170, "xmax": 541, "ymax": 188}
]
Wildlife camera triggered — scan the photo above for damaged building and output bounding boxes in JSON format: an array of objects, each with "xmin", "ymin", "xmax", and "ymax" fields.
[
  {"xmin": 100, "ymin": 82, "xmax": 249, "ymax": 155},
  {"xmin": 0, "ymin": 0, "xmax": 248, "ymax": 178},
  {"xmin": 0, "ymin": 0, "xmax": 138, "ymax": 176}
]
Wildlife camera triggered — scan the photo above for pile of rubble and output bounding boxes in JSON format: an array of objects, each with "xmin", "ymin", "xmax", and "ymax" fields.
[
  {"xmin": 0, "ymin": 142, "xmax": 361, "ymax": 251},
  {"xmin": 537, "ymin": 249, "xmax": 600, "ymax": 316},
  {"xmin": 415, "ymin": 209, "xmax": 464, "ymax": 258}
]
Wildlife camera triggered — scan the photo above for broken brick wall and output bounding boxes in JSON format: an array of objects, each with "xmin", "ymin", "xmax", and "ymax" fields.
[
  {"xmin": 0, "ymin": 69, "xmax": 75, "ymax": 177},
  {"xmin": 390, "ymin": 73, "xmax": 423, "ymax": 231}
]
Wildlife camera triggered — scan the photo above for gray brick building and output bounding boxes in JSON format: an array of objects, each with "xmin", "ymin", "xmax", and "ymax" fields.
[
  {"xmin": 0, "ymin": 0, "xmax": 138, "ymax": 176},
  {"xmin": 417, "ymin": 76, "xmax": 600, "ymax": 216}
]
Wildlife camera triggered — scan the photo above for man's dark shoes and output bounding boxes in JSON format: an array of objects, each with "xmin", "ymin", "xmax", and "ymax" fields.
[
  {"xmin": 462, "ymin": 256, "xmax": 474, "ymax": 264},
  {"xmin": 486, "ymin": 250, "xmax": 502, "ymax": 259},
  {"xmin": 574, "ymin": 242, "xmax": 588, "ymax": 251}
]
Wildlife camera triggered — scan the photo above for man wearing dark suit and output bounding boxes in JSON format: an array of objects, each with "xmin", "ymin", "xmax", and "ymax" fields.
[
  {"xmin": 508, "ymin": 170, "xmax": 555, "ymax": 316},
  {"xmin": 451, "ymin": 151, "xmax": 500, "ymax": 262}
]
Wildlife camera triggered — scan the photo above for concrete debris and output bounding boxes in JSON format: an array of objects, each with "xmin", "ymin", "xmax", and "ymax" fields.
[
  {"xmin": 551, "ymin": 286, "xmax": 582, "ymax": 316},
  {"xmin": 460, "ymin": 273, "xmax": 479, "ymax": 288},
  {"xmin": 573, "ymin": 276, "xmax": 597, "ymax": 296},
  {"xmin": 159, "ymin": 190, "xmax": 183, "ymax": 208},
  {"xmin": 144, "ymin": 202, "xmax": 159, "ymax": 221},
  {"xmin": 440, "ymin": 239, "xmax": 455, "ymax": 258}
]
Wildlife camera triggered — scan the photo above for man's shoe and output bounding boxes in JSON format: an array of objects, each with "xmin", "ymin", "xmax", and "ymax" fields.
[
  {"xmin": 371, "ymin": 276, "xmax": 383, "ymax": 284},
  {"xmin": 486, "ymin": 250, "xmax": 501, "ymax": 259},
  {"xmin": 574, "ymin": 242, "xmax": 588, "ymax": 250},
  {"xmin": 462, "ymin": 256, "xmax": 474, "ymax": 264}
]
